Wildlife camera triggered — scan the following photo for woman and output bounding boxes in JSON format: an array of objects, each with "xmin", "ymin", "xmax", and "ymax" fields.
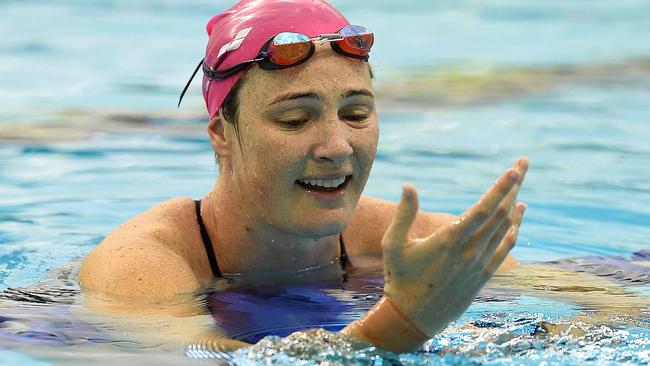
[{"xmin": 78, "ymin": 0, "xmax": 528, "ymax": 353}]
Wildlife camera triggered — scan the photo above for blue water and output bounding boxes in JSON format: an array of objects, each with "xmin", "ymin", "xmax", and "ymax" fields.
[{"xmin": 1, "ymin": 0, "xmax": 650, "ymax": 364}]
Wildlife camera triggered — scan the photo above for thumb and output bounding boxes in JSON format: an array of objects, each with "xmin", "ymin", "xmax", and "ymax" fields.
[{"xmin": 382, "ymin": 183, "xmax": 419, "ymax": 254}]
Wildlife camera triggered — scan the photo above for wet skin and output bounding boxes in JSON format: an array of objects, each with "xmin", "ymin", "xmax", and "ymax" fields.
[
  {"xmin": 78, "ymin": 43, "xmax": 528, "ymax": 353},
  {"xmin": 202, "ymin": 43, "xmax": 379, "ymax": 274}
]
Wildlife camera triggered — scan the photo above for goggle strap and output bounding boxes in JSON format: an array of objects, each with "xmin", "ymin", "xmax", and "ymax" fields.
[
  {"xmin": 204, "ymin": 56, "xmax": 265, "ymax": 80},
  {"xmin": 177, "ymin": 58, "xmax": 204, "ymax": 108},
  {"xmin": 178, "ymin": 26, "xmax": 372, "ymax": 107}
]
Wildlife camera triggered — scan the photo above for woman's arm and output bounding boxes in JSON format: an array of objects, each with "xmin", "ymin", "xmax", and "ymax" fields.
[
  {"xmin": 75, "ymin": 285, "xmax": 251, "ymax": 353},
  {"xmin": 343, "ymin": 158, "xmax": 528, "ymax": 352},
  {"xmin": 78, "ymin": 159, "xmax": 527, "ymax": 354},
  {"xmin": 78, "ymin": 197, "xmax": 215, "ymax": 297},
  {"xmin": 77, "ymin": 217, "xmax": 250, "ymax": 351},
  {"xmin": 79, "ymin": 237, "xmax": 201, "ymax": 298}
]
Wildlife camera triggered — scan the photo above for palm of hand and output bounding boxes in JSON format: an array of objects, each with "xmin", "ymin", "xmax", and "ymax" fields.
[{"xmin": 382, "ymin": 159, "xmax": 528, "ymax": 336}]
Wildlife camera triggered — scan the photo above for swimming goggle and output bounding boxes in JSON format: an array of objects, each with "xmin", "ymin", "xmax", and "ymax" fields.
[{"xmin": 178, "ymin": 25, "xmax": 374, "ymax": 107}]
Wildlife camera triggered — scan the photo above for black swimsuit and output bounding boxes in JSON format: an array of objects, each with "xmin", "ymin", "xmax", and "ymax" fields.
[{"xmin": 194, "ymin": 199, "xmax": 349, "ymax": 277}]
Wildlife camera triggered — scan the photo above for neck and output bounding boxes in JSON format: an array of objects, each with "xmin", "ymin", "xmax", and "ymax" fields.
[{"xmin": 201, "ymin": 179, "xmax": 341, "ymax": 275}]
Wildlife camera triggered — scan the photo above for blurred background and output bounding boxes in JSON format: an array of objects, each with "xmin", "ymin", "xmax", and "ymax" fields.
[
  {"xmin": 1, "ymin": 1, "xmax": 650, "ymax": 364},
  {"xmin": 2, "ymin": 0, "xmax": 650, "ymax": 113},
  {"xmin": 1, "ymin": 0, "xmax": 649, "ymax": 287}
]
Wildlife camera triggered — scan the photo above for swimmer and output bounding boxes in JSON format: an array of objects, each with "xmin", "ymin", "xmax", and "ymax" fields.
[{"xmin": 78, "ymin": 0, "xmax": 528, "ymax": 353}]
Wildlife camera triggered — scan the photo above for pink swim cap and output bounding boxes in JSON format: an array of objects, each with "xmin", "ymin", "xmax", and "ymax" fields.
[{"xmin": 202, "ymin": 0, "xmax": 350, "ymax": 119}]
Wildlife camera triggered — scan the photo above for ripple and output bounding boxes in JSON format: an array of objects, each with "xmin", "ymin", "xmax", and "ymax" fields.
[
  {"xmin": 3, "ymin": 41, "xmax": 58, "ymax": 55},
  {"xmin": 21, "ymin": 146, "xmax": 105, "ymax": 158},
  {"xmin": 552, "ymin": 142, "xmax": 650, "ymax": 157},
  {"xmin": 548, "ymin": 254, "xmax": 650, "ymax": 285}
]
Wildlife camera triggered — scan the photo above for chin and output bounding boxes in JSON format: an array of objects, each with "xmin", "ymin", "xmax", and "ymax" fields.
[{"xmin": 287, "ymin": 214, "xmax": 350, "ymax": 239}]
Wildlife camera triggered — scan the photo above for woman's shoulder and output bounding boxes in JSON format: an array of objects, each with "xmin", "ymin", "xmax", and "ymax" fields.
[
  {"xmin": 343, "ymin": 195, "xmax": 455, "ymax": 258},
  {"xmin": 78, "ymin": 197, "xmax": 209, "ymax": 298},
  {"xmin": 138, "ymin": 196, "xmax": 197, "ymax": 220},
  {"xmin": 104, "ymin": 197, "xmax": 198, "ymax": 244}
]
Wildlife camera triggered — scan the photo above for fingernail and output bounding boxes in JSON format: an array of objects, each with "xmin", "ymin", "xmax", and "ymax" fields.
[
  {"xmin": 517, "ymin": 158, "xmax": 529, "ymax": 173},
  {"xmin": 402, "ymin": 184, "xmax": 413, "ymax": 200}
]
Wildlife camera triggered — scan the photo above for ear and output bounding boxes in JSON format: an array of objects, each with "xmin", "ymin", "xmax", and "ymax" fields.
[{"xmin": 207, "ymin": 112, "xmax": 232, "ymax": 158}]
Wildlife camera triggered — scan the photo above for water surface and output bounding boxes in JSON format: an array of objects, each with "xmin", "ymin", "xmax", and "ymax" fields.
[{"xmin": 1, "ymin": 0, "xmax": 649, "ymax": 364}]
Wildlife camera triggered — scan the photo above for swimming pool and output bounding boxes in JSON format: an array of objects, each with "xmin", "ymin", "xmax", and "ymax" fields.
[{"xmin": 1, "ymin": 0, "xmax": 649, "ymax": 364}]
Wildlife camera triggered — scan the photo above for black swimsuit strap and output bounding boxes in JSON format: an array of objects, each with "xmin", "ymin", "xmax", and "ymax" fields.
[
  {"xmin": 195, "ymin": 199, "xmax": 349, "ymax": 278},
  {"xmin": 195, "ymin": 199, "xmax": 222, "ymax": 277},
  {"xmin": 339, "ymin": 233, "xmax": 349, "ymax": 270}
]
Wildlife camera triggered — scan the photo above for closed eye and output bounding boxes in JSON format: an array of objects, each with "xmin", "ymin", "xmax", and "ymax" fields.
[
  {"xmin": 273, "ymin": 109, "xmax": 314, "ymax": 129},
  {"xmin": 339, "ymin": 104, "xmax": 372, "ymax": 123},
  {"xmin": 279, "ymin": 118, "xmax": 309, "ymax": 128},
  {"xmin": 341, "ymin": 113, "xmax": 368, "ymax": 122}
]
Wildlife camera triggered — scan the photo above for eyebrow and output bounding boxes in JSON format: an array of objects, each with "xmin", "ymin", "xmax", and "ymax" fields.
[
  {"xmin": 268, "ymin": 92, "xmax": 320, "ymax": 106},
  {"xmin": 267, "ymin": 88, "xmax": 375, "ymax": 107},
  {"xmin": 343, "ymin": 89, "xmax": 375, "ymax": 99}
]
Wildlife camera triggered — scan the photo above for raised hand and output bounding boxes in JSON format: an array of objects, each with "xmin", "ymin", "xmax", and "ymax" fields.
[{"xmin": 382, "ymin": 158, "xmax": 528, "ymax": 337}]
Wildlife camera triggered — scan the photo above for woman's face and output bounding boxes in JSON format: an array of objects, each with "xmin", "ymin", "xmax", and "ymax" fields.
[{"xmin": 223, "ymin": 43, "xmax": 378, "ymax": 237}]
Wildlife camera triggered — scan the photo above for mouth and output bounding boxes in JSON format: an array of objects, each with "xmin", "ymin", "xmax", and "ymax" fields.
[{"xmin": 295, "ymin": 175, "xmax": 352, "ymax": 198}]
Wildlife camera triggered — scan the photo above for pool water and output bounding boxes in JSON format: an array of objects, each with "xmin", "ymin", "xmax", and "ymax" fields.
[{"xmin": 1, "ymin": 0, "xmax": 650, "ymax": 364}]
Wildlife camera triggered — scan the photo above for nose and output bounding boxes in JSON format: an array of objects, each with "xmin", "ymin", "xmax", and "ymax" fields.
[{"xmin": 311, "ymin": 119, "xmax": 353, "ymax": 166}]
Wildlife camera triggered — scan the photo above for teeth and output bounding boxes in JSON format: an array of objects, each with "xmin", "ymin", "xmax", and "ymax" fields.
[{"xmin": 299, "ymin": 176, "xmax": 347, "ymax": 188}]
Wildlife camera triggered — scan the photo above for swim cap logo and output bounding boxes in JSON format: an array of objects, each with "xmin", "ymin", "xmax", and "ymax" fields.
[{"xmin": 217, "ymin": 27, "xmax": 253, "ymax": 59}]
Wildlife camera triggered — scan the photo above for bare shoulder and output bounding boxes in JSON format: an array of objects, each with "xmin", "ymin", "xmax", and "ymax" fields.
[
  {"xmin": 343, "ymin": 195, "xmax": 455, "ymax": 258},
  {"xmin": 78, "ymin": 197, "xmax": 211, "ymax": 298}
]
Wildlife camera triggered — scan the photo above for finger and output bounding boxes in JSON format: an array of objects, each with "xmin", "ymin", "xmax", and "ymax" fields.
[
  {"xmin": 449, "ymin": 165, "xmax": 522, "ymax": 243},
  {"xmin": 382, "ymin": 183, "xmax": 419, "ymax": 254},
  {"xmin": 458, "ymin": 158, "xmax": 528, "ymax": 240},
  {"xmin": 470, "ymin": 184, "xmax": 520, "ymax": 252},
  {"xmin": 479, "ymin": 212, "xmax": 512, "ymax": 257},
  {"xmin": 480, "ymin": 158, "xmax": 528, "ymax": 242},
  {"xmin": 513, "ymin": 156, "xmax": 529, "ymax": 176},
  {"xmin": 483, "ymin": 202, "xmax": 525, "ymax": 257},
  {"xmin": 487, "ymin": 203, "xmax": 526, "ymax": 273}
]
